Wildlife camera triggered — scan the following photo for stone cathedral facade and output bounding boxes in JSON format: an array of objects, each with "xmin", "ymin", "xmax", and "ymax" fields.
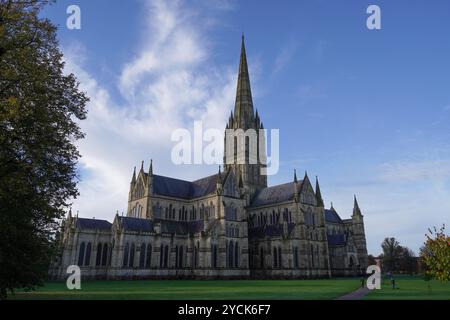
[{"xmin": 51, "ymin": 37, "xmax": 368, "ymax": 280}]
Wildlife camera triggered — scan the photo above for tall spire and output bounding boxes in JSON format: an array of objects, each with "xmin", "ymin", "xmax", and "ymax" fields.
[
  {"xmin": 234, "ymin": 34, "xmax": 254, "ymax": 129},
  {"xmin": 315, "ymin": 176, "xmax": 324, "ymax": 207},
  {"xmin": 294, "ymin": 169, "xmax": 298, "ymax": 183},
  {"xmin": 131, "ymin": 166, "xmax": 136, "ymax": 184},
  {"xmin": 353, "ymin": 195, "xmax": 362, "ymax": 216},
  {"xmin": 148, "ymin": 159, "xmax": 153, "ymax": 176}
]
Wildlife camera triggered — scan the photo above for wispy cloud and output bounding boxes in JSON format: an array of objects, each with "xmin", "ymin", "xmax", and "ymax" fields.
[
  {"xmin": 64, "ymin": 0, "xmax": 236, "ymax": 219},
  {"xmin": 272, "ymin": 38, "xmax": 298, "ymax": 75}
]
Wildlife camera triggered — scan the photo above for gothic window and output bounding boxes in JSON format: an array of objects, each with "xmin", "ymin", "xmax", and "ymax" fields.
[
  {"xmin": 78, "ymin": 242, "xmax": 85, "ymax": 266},
  {"xmin": 146, "ymin": 244, "xmax": 152, "ymax": 268},
  {"xmin": 101, "ymin": 243, "xmax": 108, "ymax": 266},
  {"xmin": 160, "ymin": 244, "xmax": 164, "ymax": 267},
  {"xmin": 194, "ymin": 242, "xmax": 199, "ymax": 268},
  {"xmin": 294, "ymin": 247, "xmax": 299, "ymax": 268},
  {"xmin": 228, "ymin": 240, "xmax": 234, "ymax": 268},
  {"xmin": 123, "ymin": 243, "xmax": 129, "ymax": 267},
  {"xmin": 129, "ymin": 243, "xmax": 135, "ymax": 267},
  {"xmin": 175, "ymin": 246, "xmax": 179, "ymax": 268},
  {"xmin": 278, "ymin": 246, "xmax": 282, "ymax": 268},
  {"xmin": 273, "ymin": 247, "xmax": 278, "ymax": 268},
  {"xmin": 212, "ymin": 244, "xmax": 218, "ymax": 268},
  {"xmin": 164, "ymin": 245, "xmax": 169, "ymax": 268},
  {"xmin": 310, "ymin": 244, "xmax": 314, "ymax": 268},
  {"xmin": 179, "ymin": 246, "xmax": 183, "ymax": 268},
  {"xmin": 260, "ymin": 247, "xmax": 264, "ymax": 268},
  {"xmin": 96, "ymin": 243, "xmax": 102, "ymax": 266},
  {"xmin": 85, "ymin": 243, "xmax": 91, "ymax": 266},
  {"xmin": 139, "ymin": 243, "xmax": 146, "ymax": 268},
  {"xmin": 234, "ymin": 242, "xmax": 239, "ymax": 268}
]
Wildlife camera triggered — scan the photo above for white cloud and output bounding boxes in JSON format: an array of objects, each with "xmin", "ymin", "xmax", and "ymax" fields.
[
  {"xmin": 64, "ymin": 0, "xmax": 236, "ymax": 220},
  {"xmin": 272, "ymin": 39, "xmax": 298, "ymax": 75}
]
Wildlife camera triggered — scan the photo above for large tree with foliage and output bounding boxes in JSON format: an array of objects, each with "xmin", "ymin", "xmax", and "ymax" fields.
[
  {"xmin": 420, "ymin": 225, "xmax": 450, "ymax": 282},
  {"xmin": 380, "ymin": 237, "xmax": 403, "ymax": 272},
  {"xmin": 0, "ymin": 0, "xmax": 88, "ymax": 298}
]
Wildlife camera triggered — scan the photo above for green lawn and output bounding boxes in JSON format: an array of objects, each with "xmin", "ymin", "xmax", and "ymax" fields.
[
  {"xmin": 11, "ymin": 279, "xmax": 360, "ymax": 300},
  {"xmin": 365, "ymin": 275, "xmax": 450, "ymax": 300}
]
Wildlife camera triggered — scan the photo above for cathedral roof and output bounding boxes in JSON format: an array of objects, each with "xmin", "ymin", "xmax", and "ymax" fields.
[
  {"xmin": 324, "ymin": 209, "xmax": 343, "ymax": 224},
  {"xmin": 75, "ymin": 218, "xmax": 112, "ymax": 231},
  {"xmin": 119, "ymin": 216, "xmax": 153, "ymax": 232},
  {"xmin": 151, "ymin": 173, "xmax": 222, "ymax": 200},
  {"xmin": 250, "ymin": 181, "xmax": 302, "ymax": 207}
]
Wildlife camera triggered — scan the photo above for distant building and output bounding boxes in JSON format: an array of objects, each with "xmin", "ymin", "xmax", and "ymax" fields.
[{"xmin": 51, "ymin": 37, "xmax": 368, "ymax": 280}]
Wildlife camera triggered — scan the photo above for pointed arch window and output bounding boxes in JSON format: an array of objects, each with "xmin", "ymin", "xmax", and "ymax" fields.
[
  {"xmin": 85, "ymin": 243, "xmax": 92, "ymax": 266},
  {"xmin": 101, "ymin": 243, "xmax": 108, "ymax": 266},
  {"xmin": 139, "ymin": 243, "xmax": 146, "ymax": 268},
  {"xmin": 234, "ymin": 242, "xmax": 239, "ymax": 268},
  {"xmin": 96, "ymin": 243, "xmax": 102, "ymax": 266},
  {"xmin": 273, "ymin": 247, "xmax": 278, "ymax": 268},
  {"xmin": 78, "ymin": 242, "xmax": 85, "ymax": 266},
  {"xmin": 145, "ymin": 244, "xmax": 152, "ymax": 268}
]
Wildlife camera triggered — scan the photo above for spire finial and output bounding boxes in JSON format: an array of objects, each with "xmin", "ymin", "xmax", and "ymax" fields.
[
  {"xmin": 294, "ymin": 169, "xmax": 298, "ymax": 183},
  {"xmin": 131, "ymin": 166, "xmax": 136, "ymax": 183},
  {"xmin": 234, "ymin": 33, "xmax": 254, "ymax": 128},
  {"xmin": 149, "ymin": 159, "xmax": 153, "ymax": 175},
  {"xmin": 315, "ymin": 176, "xmax": 324, "ymax": 207},
  {"xmin": 353, "ymin": 195, "xmax": 362, "ymax": 216}
]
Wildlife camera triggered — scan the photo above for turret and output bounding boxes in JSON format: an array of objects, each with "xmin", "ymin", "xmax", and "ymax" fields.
[{"xmin": 315, "ymin": 176, "xmax": 324, "ymax": 207}]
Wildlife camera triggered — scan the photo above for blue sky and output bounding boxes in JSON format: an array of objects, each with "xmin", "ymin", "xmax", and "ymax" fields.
[{"xmin": 42, "ymin": 0, "xmax": 450, "ymax": 255}]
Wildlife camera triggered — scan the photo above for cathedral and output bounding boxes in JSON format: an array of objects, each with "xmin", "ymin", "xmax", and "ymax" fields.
[{"xmin": 51, "ymin": 37, "xmax": 368, "ymax": 280}]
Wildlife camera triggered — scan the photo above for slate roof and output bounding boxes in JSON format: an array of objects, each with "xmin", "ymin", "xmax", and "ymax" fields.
[
  {"xmin": 76, "ymin": 218, "xmax": 112, "ymax": 231},
  {"xmin": 324, "ymin": 209, "xmax": 343, "ymax": 224},
  {"xmin": 250, "ymin": 182, "xmax": 302, "ymax": 207},
  {"xmin": 327, "ymin": 234, "xmax": 346, "ymax": 246},
  {"xmin": 119, "ymin": 216, "xmax": 153, "ymax": 233},
  {"xmin": 151, "ymin": 173, "xmax": 220, "ymax": 200},
  {"xmin": 153, "ymin": 219, "xmax": 204, "ymax": 235}
]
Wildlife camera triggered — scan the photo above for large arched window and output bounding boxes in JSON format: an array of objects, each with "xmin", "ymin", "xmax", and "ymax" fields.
[
  {"xmin": 294, "ymin": 247, "xmax": 299, "ymax": 268},
  {"xmin": 260, "ymin": 247, "xmax": 264, "ymax": 268},
  {"xmin": 101, "ymin": 243, "xmax": 108, "ymax": 266},
  {"xmin": 273, "ymin": 247, "xmax": 278, "ymax": 268},
  {"xmin": 123, "ymin": 243, "xmax": 129, "ymax": 267},
  {"xmin": 228, "ymin": 240, "xmax": 234, "ymax": 268},
  {"xmin": 175, "ymin": 246, "xmax": 179, "ymax": 268},
  {"xmin": 164, "ymin": 245, "xmax": 169, "ymax": 268},
  {"xmin": 212, "ymin": 244, "xmax": 217, "ymax": 268},
  {"xmin": 278, "ymin": 246, "xmax": 282, "ymax": 268},
  {"xmin": 96, "ymin": 243, "xmax": 102, "ymax": 266},
  {"xmin": 78, "ymin": 242, "xmax": 85, "ymax": 266},
  {"xmin": 310, "ymin": 244, "xmax": 314, "ymax": 267},
  {"xmin": 194, "ymin": 242, "xmax": 199, "ymax": 268},
  {"xmin": 160, "ymin": 244, "xmax": 164, "ymax": 267},
  {"xmin": 234, "ymin": 242, "xmax": 239, "ymax": 268},
  {"xmin": 179, "ymin": 246, "xmax": 183, "ymax": 268},
  {"xmin": 85, "ymin": 243, "xmax": 92, "ymax": 266},
  {"xmin": 129, "ymin": 243, "xmax": 135, "ymax": 267},
  {"xmin": 145, "ymin": 244, "xmax": 152, "ymax": 268},
  {"xmin": 139, "ymin": 243, "xmax": 146, "ymax": 268}
]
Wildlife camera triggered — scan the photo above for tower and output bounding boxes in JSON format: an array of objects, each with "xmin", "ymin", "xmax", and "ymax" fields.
[
  {"xmin": 352, "ymin": 195, "xmax": 368, "ymax": 268},
  {"xmin": 224, "ymin": 35, "xmax": 267, "ymax": 199}
]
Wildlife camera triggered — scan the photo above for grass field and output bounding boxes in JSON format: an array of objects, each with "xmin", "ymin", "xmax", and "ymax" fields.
[
  {"xmin": 365, "ymin": 275, "xmax": 450, "ymax": 300},
  {"xmin": 12, "ymin": 279, "xmax": 360, "ymax": 300},
  {"xmin": 10, "ymin": 276, "xmax": 450, "ymax": 300}
]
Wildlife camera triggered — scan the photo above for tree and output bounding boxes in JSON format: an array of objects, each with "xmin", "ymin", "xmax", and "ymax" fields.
[
  {"xmin": 380, "ymin": 237, "xmax": 403, "ymax": 273},
  {"xmin": 398, "ymin": 247, "xmax": 417, "ymax": 275},
  {"xmin": 0, "ymin": 0, "xmax": 88, "ymax": 298},
  {"xmin": 420, "ymin": 225, "xmax": 450, "ymax": 282}
]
